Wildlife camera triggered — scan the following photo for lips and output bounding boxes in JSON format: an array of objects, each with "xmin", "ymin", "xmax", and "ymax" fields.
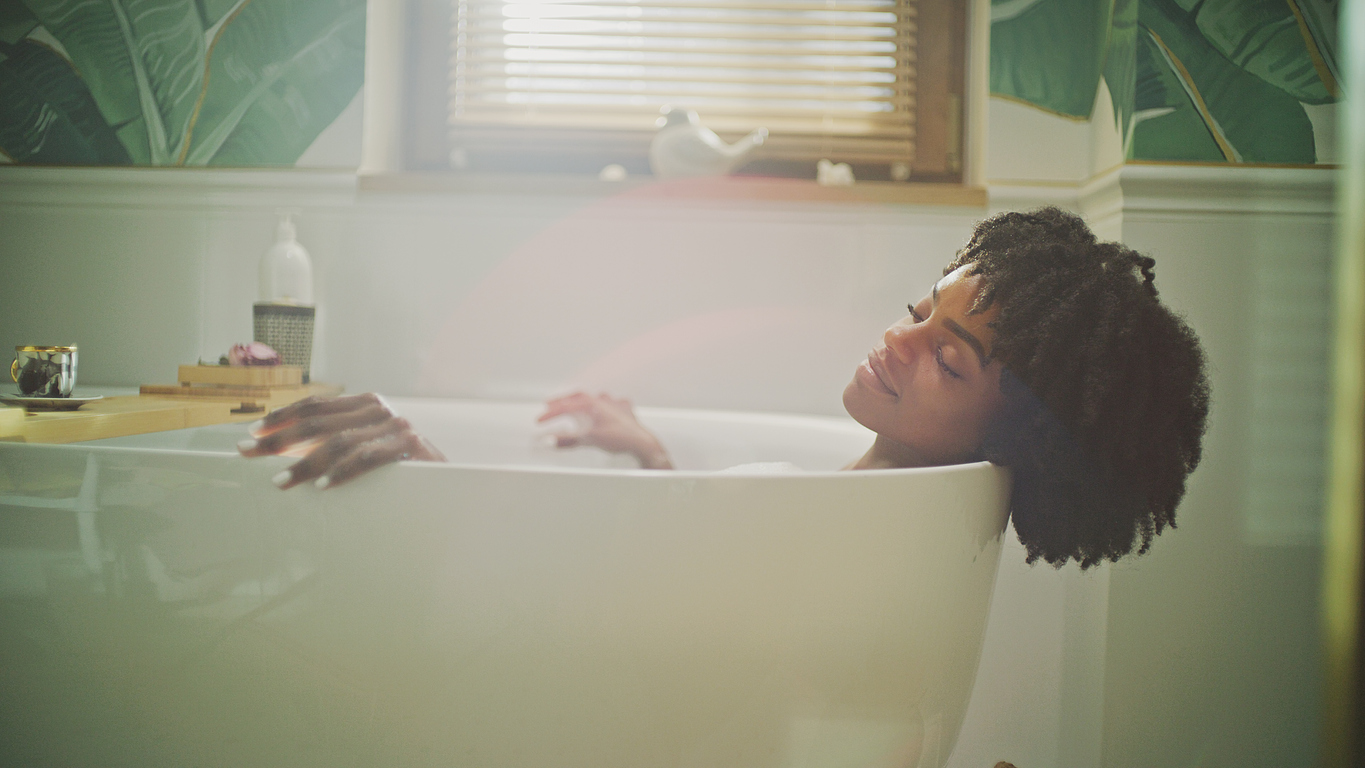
[{"xmin": 862, "ymin": 349, "xmax": 898, "ymax": 397}]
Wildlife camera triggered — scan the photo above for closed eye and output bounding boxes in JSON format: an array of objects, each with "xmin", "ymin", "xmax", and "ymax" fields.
[
  {"xmin": 935, "ymin": 347, "xmax": 961, "ymax": 379},
  {"xmin": 907, "ymin": 304, "xmax": 925, "ymax": 323}
]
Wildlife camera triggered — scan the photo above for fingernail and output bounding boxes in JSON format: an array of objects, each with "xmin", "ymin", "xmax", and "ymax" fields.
[
  {"xmin": 271, "ymin": 470, "xmax": 292, "ymax": 487},
  {"xmin": 238, "ymin": 439, "xmax": 257, "ymax": 452},
  {"xmin": 315, "ymin": 475, "xmax": 331, "ymax": 490},
  {"xmin": 247, "ymin": 420, "xmax": 265, "ymax": 433}
]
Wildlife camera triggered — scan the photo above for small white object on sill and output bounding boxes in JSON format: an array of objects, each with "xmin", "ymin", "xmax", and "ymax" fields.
[
  {"xmin": 649, "ymin": 106, "xmax": 767, "ymax": 179},
  {"xmin": 598, "ymin": 164, "xmax": 628, "ymax": 181},
  {"xmin": 816, "ymin": 159, "xmax": 855, "ymax": 186}
]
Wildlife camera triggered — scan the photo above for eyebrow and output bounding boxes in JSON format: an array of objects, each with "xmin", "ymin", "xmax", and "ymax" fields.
[
  {"xmin": 930, "ymin": 280, "xmax": 989, "ymax": 367},
  {"xmin": 943, "ymin": 319, "xmax": 989, "ymax": 368}
]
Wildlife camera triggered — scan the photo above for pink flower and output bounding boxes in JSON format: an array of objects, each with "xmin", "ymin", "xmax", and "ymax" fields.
[{"xmin": 228, "ymin": 342, "xmax": 281, "ymax": 366}]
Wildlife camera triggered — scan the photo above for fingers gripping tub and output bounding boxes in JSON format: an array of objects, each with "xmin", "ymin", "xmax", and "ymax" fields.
[{"xmin": 0, "ymin": 400, "xmax": 1010, "ymax": 768}]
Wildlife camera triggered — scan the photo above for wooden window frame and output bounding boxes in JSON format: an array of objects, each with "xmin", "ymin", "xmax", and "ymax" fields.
[{"xmin": 403, "ymin": 0, "xmax": 967, "ymax": 183}]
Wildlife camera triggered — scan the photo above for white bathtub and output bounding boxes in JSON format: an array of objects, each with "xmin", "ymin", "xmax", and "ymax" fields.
[{"xmin": 0, "ymin": 399, "xmax": 1010, "ymax": 768}]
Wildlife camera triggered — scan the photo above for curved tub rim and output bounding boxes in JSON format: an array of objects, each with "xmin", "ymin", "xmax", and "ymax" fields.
[{"xmin": 15, "ymin": 441, "xmax": 1007, "ymax": 481}]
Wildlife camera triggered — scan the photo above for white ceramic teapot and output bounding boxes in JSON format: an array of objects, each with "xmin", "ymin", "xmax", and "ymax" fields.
[{"xmin": 649, "ymin": 107, "xmax": 767, "ymax": 178}]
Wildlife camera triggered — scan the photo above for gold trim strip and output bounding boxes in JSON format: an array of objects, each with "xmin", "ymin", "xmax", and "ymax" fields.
[
  {"xmin": 15, "ymin": 345, "xmax": 76, "ymax": 352},
  {"xmin": 177, "ymin": 0, "xmax": 254, "ymax": 166},
  {"xmin": 988, "ymin": 91, "xmax": 1092, "ymax": 123},
  {"xmin": 1127, "ymin": 159, "xmax": 1338, "ymax": 169}
]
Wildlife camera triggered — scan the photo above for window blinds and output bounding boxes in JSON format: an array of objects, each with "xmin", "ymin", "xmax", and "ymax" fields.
[{"xmin": 448, "ymin": 0, "xmax": 918, "ymax": 164}]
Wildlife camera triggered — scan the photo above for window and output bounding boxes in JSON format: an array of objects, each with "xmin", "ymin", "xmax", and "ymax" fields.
[{"xmin": 405, "ymin": 0, "xmax": 966, "ymax": 181}]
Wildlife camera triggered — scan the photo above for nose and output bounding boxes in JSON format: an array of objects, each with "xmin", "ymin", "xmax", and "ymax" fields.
[{"xmin": 883, "ymin": 320, "xmax": 923, "ymax": 364}]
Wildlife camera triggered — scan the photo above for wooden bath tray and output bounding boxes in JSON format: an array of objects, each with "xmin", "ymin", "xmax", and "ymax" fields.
[
  {"xmin": 6, "ymin": 383, "xmax": 343, "ymax": 445},
  {"xmin": 175, "ymin": 364, "xmax": 303, "ymax": 387},
  {"xmin": 3, "ymin": 395, "xmax": 256, "ymax": 444},
  {"xmin": 139, "ymin": 381, "xmax": 341, "ymax": 407},
  {"xmin": 140, "ymin": 365, "xmax": 341, "ymax": 413}
]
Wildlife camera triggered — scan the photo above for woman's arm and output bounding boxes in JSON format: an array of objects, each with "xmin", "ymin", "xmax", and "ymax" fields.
[
  {"xmin": 239, "ymin": 390, "xmax": 669, "ymax": 489},
  {"xmin": 538, "ymin": 392, "xmax": 673, "ymax": 469},
  {"xmin": 238, "ymin": 393, "xmax": 446, "ymax": 489}
]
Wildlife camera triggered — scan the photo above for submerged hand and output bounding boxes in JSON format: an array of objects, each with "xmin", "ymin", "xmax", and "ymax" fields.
[
  {"xmin": 538, "ymin": 392, "xmax": 673, "ymax": 469},
  {"xmin": 238, "ymin": 393, "xmax": 446, "ymax": 490}
]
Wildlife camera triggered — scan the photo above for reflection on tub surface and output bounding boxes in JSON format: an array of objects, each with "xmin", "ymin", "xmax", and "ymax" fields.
[{"xmin": 0, "ymin": 400, "xmax": 1009, "ymax": 768}]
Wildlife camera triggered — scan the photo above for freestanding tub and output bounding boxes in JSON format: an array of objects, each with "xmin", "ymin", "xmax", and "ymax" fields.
[{"xmin": 0, "ymin": 399, "xmax": 1010, "ymax": 768}]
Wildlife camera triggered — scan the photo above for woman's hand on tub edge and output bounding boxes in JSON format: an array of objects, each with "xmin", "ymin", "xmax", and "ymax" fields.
[
  {"xmin": 238, "ymin": 393, "xmax": 446, "ymax": 490},
  {"xmin": 539, "ymin": 392, "xmax": 674, "ymax": 470}
]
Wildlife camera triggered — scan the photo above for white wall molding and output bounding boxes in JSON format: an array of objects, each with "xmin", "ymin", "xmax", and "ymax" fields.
[
  {"xmin": 0, "ymin": 167, "xmax": 359, "ymax": 210},
  {"xmin": 988, "ymin": 163, "xmax": 1336, "ymax": 237},
  {"xmin": 1119, "ymin": 164, "xmax": 1336, "ymax": 217},
  {"xmin": 987, "ymin": 165, "xmax": 1126, "ymax": 240}
]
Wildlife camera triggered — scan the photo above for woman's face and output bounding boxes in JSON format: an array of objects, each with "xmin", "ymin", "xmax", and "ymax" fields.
[{"xmin": 843, "ymin": 265, "xmax": 1007, "ymax": 467}]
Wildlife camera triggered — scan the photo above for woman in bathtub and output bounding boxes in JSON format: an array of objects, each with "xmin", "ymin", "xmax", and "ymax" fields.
[{"xmin": 239, "ymin": 207, "xmax": 1209, "ymax": 567}]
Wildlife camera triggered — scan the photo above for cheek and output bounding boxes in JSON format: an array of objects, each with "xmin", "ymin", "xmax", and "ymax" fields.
[
  {"xmin": 906, "ymin": 400, "xmax": 977, "ymax": 444},
  {"xmin": 844, "ymin": 373, "xmax": 1004, "ymax": 461},
  {"xmin": 841, "ymin": 378, "xmax": 881, "ymax": 426},
  {"xmin": 897, "ymin": 387, "xmax": 1001, "ymax": 456}
]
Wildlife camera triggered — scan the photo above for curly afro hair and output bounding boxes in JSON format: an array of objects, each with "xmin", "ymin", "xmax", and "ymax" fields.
[{"xmin": 945, "ymin": 207, "xmax": 1210, "ymax": 568}]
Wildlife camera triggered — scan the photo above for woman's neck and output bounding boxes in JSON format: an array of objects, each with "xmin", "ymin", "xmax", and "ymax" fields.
[{"xmin": 844, "ymin": 435, "xmax": 928, "ymax": 470}]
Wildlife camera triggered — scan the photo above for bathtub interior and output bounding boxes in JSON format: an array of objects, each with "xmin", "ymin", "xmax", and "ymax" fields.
[
  {"xmin": 82, "ymin": 397, "xmax": 880, "ymax": 471},
  {"xmin": 1, "ymin": 401, "xmax": 1008, "ymax": 768}
]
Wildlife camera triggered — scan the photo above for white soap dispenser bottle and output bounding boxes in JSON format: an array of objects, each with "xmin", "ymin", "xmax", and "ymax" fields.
[
  {"xmin": 254, "ymin": 209, "xmax": 318, "ymax": 382},
  {"xmin": 260, "ymin": 209, "xmax": 313, "ymax": 305}
]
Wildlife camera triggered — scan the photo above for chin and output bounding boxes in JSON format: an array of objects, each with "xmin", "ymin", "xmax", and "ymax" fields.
[{"xmin": 842, "ymin": 379, "xmax": 878, "ymax": 433}]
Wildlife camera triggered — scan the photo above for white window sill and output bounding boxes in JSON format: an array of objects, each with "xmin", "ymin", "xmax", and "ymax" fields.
[{"xmin": 357, "ymin": 172, "xmax": 989, "ymax": 208}]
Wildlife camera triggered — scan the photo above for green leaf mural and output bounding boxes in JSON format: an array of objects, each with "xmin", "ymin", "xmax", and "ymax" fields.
[
  {"xmin": 184, "ymin": 0, "xmax": 365, "ymax": 166},
  {"xmin": 0, "ymin": 2, "xmax": 39, "ymax": 45},
  {"xmin": 990, "ymin": 0, "xmax": 1116, "ymax": 118},
  {"xmin": 991, "ymin": 0, "xmax": 1339, "ymax": 163},
  {"xmin": 20, "ymin": 0, "xmax": 219, "ymax": 164},
  {"xmin": 1188, "ymin": 0, "xmax": 1334, "ymax": 102},
  {"xmin": 1289, "ymin": 0, "xmax": 1339, "ymax": 87},
  {"xmin": 1131, "ymin": 21, "xmax": 1224, "ymax": 161},
  {"xmin": 0, "ymin": 39, "xmax": 131, "ymax": 164},
  {"xmin": 1133, "ymin": 0, "xmax": 1316, "ymax": 162},
  {"xmin": 196, "ymin": 0, "xmax": 243, "ymax": 29},
  {"xmin": 1104, "ymin": 0, "xmax": 1139, "ymax": 136},
  {"xmin": 0, "ymin": 0, "xmax": 364, "ymax": 166}
]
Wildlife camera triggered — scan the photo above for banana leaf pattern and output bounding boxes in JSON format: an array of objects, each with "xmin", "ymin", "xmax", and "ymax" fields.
[
  {"xmin": 990, "ymin": 0, "xmax": 1338, "ymax": 163},
  {"xmin": 4, "ymin": 0, "xmax": 1329, "ymax": 166},
  {"xmin": 0, "ymin": 0, "xmax": 364, "ymax": 166}
]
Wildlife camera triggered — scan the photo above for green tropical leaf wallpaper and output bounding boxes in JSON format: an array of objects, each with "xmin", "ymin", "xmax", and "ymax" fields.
[
  {"xmin": 4, "ymin": 0, "xmax": 1331, "ymax": 167},
  {"xmin": 0, "ymin": 39, "xmax": 132, "ymax": 164},
  {"xmin": 0, "ymin": 0, "xmax": 364, "ymax": 166},
  {"xmin": 991, "ymin": 0, "xmax": 1339, "ymax": 163},
  {"xmin": 1102, "ymin": 0, "xmax": 1139, "ymax": 137},
  {"xmin": 0, "ymin": 2, "xmax": 39, "ymax": 45},
  {"xmin": 990, "ymin": 0, "xmax": 1116, "ymax": 117}
]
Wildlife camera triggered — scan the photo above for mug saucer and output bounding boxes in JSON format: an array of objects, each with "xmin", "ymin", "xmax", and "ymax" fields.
[{"xmin": 0, "ymin": 393, "xmax": 103, "ymax": 411}]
